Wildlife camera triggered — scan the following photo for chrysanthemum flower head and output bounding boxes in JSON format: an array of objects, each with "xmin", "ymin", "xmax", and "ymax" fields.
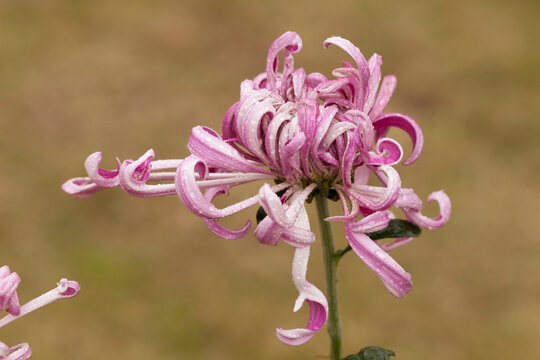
[{"xmin": 63, "ymin": 31, "xmax": 450, "ymax": 346}]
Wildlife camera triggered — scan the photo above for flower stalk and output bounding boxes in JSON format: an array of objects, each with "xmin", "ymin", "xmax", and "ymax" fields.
[{"xmin": 315, "ymin": 191, "xmax": 342, "ymax": 360}]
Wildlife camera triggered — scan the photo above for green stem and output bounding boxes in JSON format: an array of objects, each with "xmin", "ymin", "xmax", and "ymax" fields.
[{"xmin": 315, "ymin": 192, "xmax": 342, "ymax": 360}]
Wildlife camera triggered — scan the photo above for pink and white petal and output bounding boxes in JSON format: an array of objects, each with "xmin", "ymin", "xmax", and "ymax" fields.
[
  {"xmin": 258, "ymin": 184, "xmax": 316, "ymax": 229},
  {"xmin": 281, "ymin": 226, "xmax": 316, "ymax": 247},
  {"xmin": 404, "ymin": 190, "xmax": 451, "ymax": 230},
  {"xmin": 282, "ymin": 132, "xmax": 306, "ymax": 182},
  {"xmin": 369, "ymin": 75, "xmax": 397, "ymax": 119},
  {"xmin": 363, "ymin": 54, "xmax": 383, "ymax": 113},
  {"xmin": 276, "ymin": 243, "xmax": 328, "ymax": 346},
  {"xmin": 394, "ymin": 188, "xmax": 423, "ymax": 210},
  {"xmin": 325, "ymin": 189, "xmax": 360, "ymax": 222},
  {"xmin": 201, "ymin": 187, "xmax": 251, "ymax": 240},
  {"xmin": 84, "ymin": 152, "xmax": 120, "ymax": 188},
  {"xmin": 119, "ymin": 150, "xmax": 177, "ymax": 197},
  {"xmin": 265, "ymin": 103, "xmax": 295, "ymax": 171},
  {"xmin": 1, "ymin": 342, "xmax": 32, "ymax": 360},
  {"xmin": 381, "ymin": 237, "xmax": 415, "ymax": 251},
  {"xmin": 0, "ymin": 267, "xmax": 21, "ymax": 316},
  {"xmin": 347, "ymin": 165, "xmax": 401, "ymax": 211},
  {"xmin": 354, "ymin": 165, "xmax": 371, "ymax": 185},
  {"xmin": 323, "ymin": 37, "xmax": 369, "ymax": 104},
  {"xmin": 320, "ymin": 122, "xmax": 356, "ymax": 150},
  {"xmin": 340, "ymin": 132, "xmax": 357, "ymax": 187},
  {"xmin": 291, "ymin": 68, "xmax": 306, "ymax": 99},
  {"xmin": 188, "ymin": 126, "xmax": 274, "ymax": 175},
  {"xmin": 310, "ymin": 106, "xmax": 338, "ymax": 170},
  {"xmin": 372, "ymin": 113, "xmax": 424, "ymax": 165},
  {"xmin": 176, "ymin": 156, "xmax": 288, "ymax": 219},
  {"xmin": 61, "ymin": 177, "xmax": 105, "ymax": 198},
  {"xmin": 348, "ymin": 211, "xmax": 390, "ymax": 233},
  {"xmin": 368, "ymin": 138, "xmax": 403, "ymax": 165},
  {"xmin": 254, "ymin": 215, "xmax": 284, "ymax": 246},
  {"xmin": 305, "ymin": 72, "xmax": 327, "ymax": 90},
  {"xmin": 266, "ymin": 32, "xmax": 303, "ymax": 91},
  {"xmin": 345, "ymin": 225, "xmax": 412, "ymax": 298},
  {"xmin": 241, "ymin": 99, "xmax": 275, "ymax": 163}
]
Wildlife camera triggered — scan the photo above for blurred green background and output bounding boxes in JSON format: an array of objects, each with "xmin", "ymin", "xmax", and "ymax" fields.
[{"xmin": 1, "ymin": 0, "xmax": 539, "ymax": 359}]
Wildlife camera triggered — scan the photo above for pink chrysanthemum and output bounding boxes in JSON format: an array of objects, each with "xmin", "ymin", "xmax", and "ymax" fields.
[
  {"xmin": 63, "ymin": 31, "xmax": 450, "ymax": 346},
  {"xmin": 0, "ymin": 265, "xmax": 80, "ymax": 359}
]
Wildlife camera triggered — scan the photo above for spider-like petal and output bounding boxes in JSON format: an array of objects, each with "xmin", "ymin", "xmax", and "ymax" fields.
[
  {"xmin": 373, "ymin": 113, "xmax": 424, "ymax": 165},
  {"xmin": 404, "ymin": 190, "xmax": 451, "ymax": 230},
  {"xmin": 0, "ymin": 342, "xmax": 31, "ymax": 360},
  {"xmin": 276, "ymin": 210, "xmax": 328, "ymax": 346},
  {"xmin": 345, "ymin": 224, "xmax": 412, "ymax": 298}
]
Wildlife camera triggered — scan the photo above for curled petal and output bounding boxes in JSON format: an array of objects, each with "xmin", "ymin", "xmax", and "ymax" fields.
[
  {"xmin": 369, "ymin": 75, "xmax": 397, "ymax": 119},
  {"xmin": 323, "ymin": 36, "xmax": 369, "ymax": 106},
  {"xmin": 0, "ymin": 278, "xmax": 80, "ymax": 328},
  {"xmin": 266, "ymin": 31, "xmax": 303, "ymax": 91},
  {"xmin": 345, "ymin": 225, "xmax": 412, "ymax": 298},
  {"xmin": 202, "ymin": 187, "xmax": 251, "ymax": 240},
  {"xmin": 368, "ymin": 138, "xmax": 403, "ymax": 165},
  {"xmin": 340, "ymin": 132, "xmax": 357, "ymax": 187},
  {"xmin": 348, "ymin": 211, "xmax": 390, "ymax": 233},
  {"xmin": 404, "ymin": 190, "xmax": 451, "ymax": 230},
  {"xmin": 347, "ymin": 165, "xmax": 401, "ymax": 211},
  {"xmin": 325, "ymin": 189, "xmax": 360, "ymax": 222},
  {"xmin": 281, "ymin": 226, "xmax": 316, "ymax": 247},
  {"xmin": 281, "ymin": 132, "xmax": 306, "ymax": 182},
  {"xmin": 119, "ymin": 150, "xmax": 177, "ymax": 197},
  {"xmin": 381, "ymin": 237, "xmax": 415, "ymax": 251},
  {"xmin": 0, "ymin": 266, "xmax": 21, "ymax": 316},
  {"xmin": 320, "ymin": 121, "xmax": 356, "ymax": 150},
  {"xmin": 176, "ymin": 156, "xmax": 287, "ymax": 219},
  {"xmin": 0, "ymin": 342, "xmax": 32, "ymax": 360},
  {"xmin": 61, "ymin": 177, "xmax": 104, "ymax": 198},
  {"xmin": 354, "ymin": 165, "xmax": 371, "ymax": 185},
  {"xmin": 84, "ymin": 152, "xmax": 120, "ymax": 188},
  {"xmin": 253, "ymin": 215, "xmax": 283, "ymax": 246},
  {"xmin": 276, "ymin": 213, "xmax": 328, "ymax": 346},
  {"xmin": 364, "ymin": 53, "xmax": 383, "ymax": 113},
  {"xmin": 188, "ymin": 126, "xmax": 273, "ymax": 174},
  {"xmin": 241, "ymin": 99, "xmax": 275, "ymax": 163},
  {"xmin": 373, "ymin": 113, "xmax": 424, "ymax": 165},
  {"xmin": 291, "ymin": 68, "xmax": 306, "ymax": 99},
  {"xmin": 258, "ymin": 183, "xmax": 316, "ymax": 228}
]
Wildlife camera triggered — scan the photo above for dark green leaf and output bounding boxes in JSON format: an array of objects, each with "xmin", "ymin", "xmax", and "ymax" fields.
[
  {"xmin": 366, "ymin": 219, "xmax": 421, "ymax": 240},
  {"xmin": 342, "ymin": 346, "xmax": 396, "ymax": 360},
  {"xmin": 342, "ymin": 355, "xmax": 361, "ymax": 360},
  {"xmin": 358, "ymin": 346, "xmax": 395, "ymax": 360},
  {"xmin": 256, "ymin": 206, "xmax": 267, "ymax": 224}
]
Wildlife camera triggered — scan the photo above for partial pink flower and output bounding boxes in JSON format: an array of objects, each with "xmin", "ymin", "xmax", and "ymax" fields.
[
  {"xmin": 0, "ymin": 265, "xmax": 80, "ymax": 359},
  {"xmin": 63, "ymin": 31, "xmax": 451, "ymax": 345}
]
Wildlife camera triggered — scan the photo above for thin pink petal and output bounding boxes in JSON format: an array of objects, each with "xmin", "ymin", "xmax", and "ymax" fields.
[
  {"xmin": 266, "ymin": 32, "xmax": 303, "ymax": 91},
  {"xmin": 368, "ymin": 138, "xmax": 404, "ymax": 165},
  {"xmin": 176, "ymin": 156, "xmax": 287, "ymax": 219},
  {"xmin": 61, "ymin": 177, "xmax": 104, "ymax": 198},
  {"xmin": 369, "ymin": 75, "xmax": 397, "ymax": 119},
  {"xmin": 276, "ymin": 211, "xmax": 328, "ymax": 346},
  {"xmin": 84, "ymin": 152, "xmax": 120, "ymax": 188},
  {"xmin": 345, "ymin": 225, "xmax": 412, "ymax": 298},
  {"xmin": 188, "ymin": 126, "xmax": 274, "ymax": 175},
  {"xmin": 373, "ymin": 113, "xmax": 424, "ymax": 165},
  {"xmin": 202, "ymin": 187, "xmax": 251, "ymax": 239},
  {"xmin": 0, "ymin": 342, "xmax": 31, "ymax": 360},
  {"xmin": 404, "ymin": 190, "xmax": 451, "ymax": 230},
  {"xmin": 118, "ymin": 150, "xmax": 177, "ymax": 197}
]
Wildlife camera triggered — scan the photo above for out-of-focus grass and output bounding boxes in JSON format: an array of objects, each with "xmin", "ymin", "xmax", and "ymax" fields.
[{"xmin": 0, "ymin": 0, "xmax": 539, "ymax": 359}]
